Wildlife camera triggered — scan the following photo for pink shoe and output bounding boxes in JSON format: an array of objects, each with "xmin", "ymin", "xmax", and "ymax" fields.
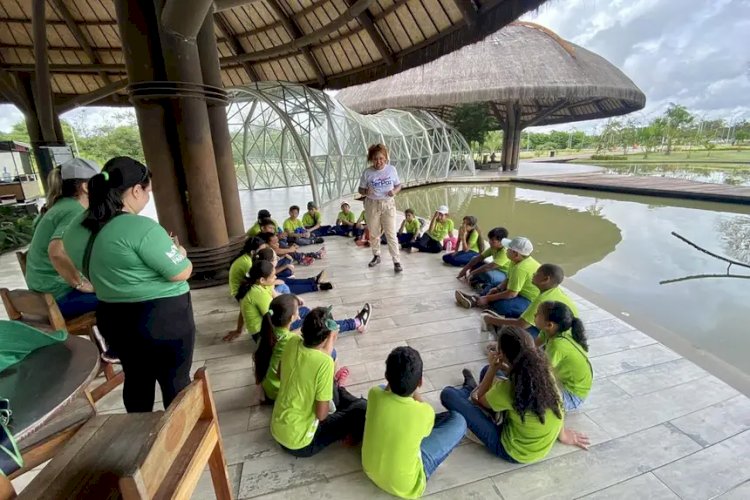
[
  {"xmin": 334, "ymin": 367, "xmax": 350, "ymax": 386},
  {"xmin": 301, "ymin": 256, "xmax": 314, "ymax": 266}
]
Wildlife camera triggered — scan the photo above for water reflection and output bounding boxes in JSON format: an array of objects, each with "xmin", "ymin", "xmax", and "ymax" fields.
[
  {"xmin": 601, "ymin": 163, "xmax": 750, "ymax": 187},
  {"xmin": 398, "ymin": 183, "xmax": 750, "ymax": 378}
]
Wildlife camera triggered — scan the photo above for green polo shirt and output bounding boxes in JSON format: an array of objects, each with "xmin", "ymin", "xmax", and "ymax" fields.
[
  {"xmin": 239, "ymin": 284, "xmax": 273, "ymax": 335},
  {"xmin": 545, "ymin": 332, "xmax": 593, "ymax": 399},
  {"xmin": 520, "ymin": 286, "xmax": 579, "ymax": 326},
  {"xmin": 261, "ymin": 327, "xmax": 295, "ymax": 401},
  {"xmin": 228, "ymin": 254, "xmax": 252, "ymax": 298},
  {"xmin": 428, "ymin": 218, "xmax": 454, "ymax": 241},
  {"xmin": 283, "ymin": 217, "xmax": 304, "ymax": 234},
  {"xmin": 481, "ymin": 247, "xmax": 511, "ymax": 272},
  {"xmin": 338, "ymin": 210, "xmax": 356, "ymax": 224},
  {"xmin": 403, "ymin": 218, "xmax": 420, "ymax": 235},
  {"xmin": 302, "ymin": 211, "xmax": 321, "ymax": 228},
  {"xmin": 506, "ymin": 256, "xmax": 541, "ymax": 301}
]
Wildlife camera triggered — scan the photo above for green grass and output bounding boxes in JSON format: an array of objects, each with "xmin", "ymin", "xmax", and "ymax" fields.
[{"xmin": 581, "ymin": 148, "xmax": 750, "ymax": 163}]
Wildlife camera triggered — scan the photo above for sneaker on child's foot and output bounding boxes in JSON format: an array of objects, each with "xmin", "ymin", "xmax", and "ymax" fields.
[
  {"xmin": 301, "ymin": 256, "xmax": 315, "ymax": 266},
  {"xmin": 317, "ymin": 245, "xmax": 326, "ymax": 258},
  {"xmin": 355, "ymin": 303, "xmax": 372, "ymax": 332},
  {"xmin": 394, "ymin": 262, "xmax": 403, "ymax": 273},
  {"xmin": 315, "ymin": 269, "xmax": 327, "ymax": 284},
  {"xmin": 368, "ymin": 255, "xmax": 381, "ymax": 267},
  {"xmin": 334, "ymin": 366, "xmax": 350, "ymax": 386},
  {"xmin": 462, "ymin": 368, "xmax": 478, "ymax": 390},
  {"xmin": 455, "ymin": 290, "xmax": 476, "ymax": 309},
  {"xmin": 319, "ymin": 282, "xmax": 333, "ymax": 291}
]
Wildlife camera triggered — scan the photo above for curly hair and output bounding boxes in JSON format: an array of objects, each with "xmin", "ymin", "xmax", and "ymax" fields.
[
  {"xmin": 498, "ymin": 326, "xmax": 562, "ymax": 423},
  {"xmin": 367, "ymin": 143, "xmax": 389, "ymax": 162}
]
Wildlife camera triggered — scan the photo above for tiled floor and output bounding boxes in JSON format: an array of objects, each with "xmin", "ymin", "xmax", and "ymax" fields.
[{"xmin": 3, "ymin": 178, "xmax": 749, "ymax": 499}]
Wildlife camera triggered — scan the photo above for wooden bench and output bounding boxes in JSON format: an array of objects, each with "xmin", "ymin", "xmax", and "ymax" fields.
[
  {"xmin": 17, "ymin": 368, "xmax": 233, "ymax": 500},
  {"xmin": 0, "ymin": 288, "xmax": 123, "ymax": 402}
]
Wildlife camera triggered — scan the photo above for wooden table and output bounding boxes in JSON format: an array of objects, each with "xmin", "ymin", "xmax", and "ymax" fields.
[{"xmin": 0, "ymin": 335, "xmax": 100, "ymax": 479}]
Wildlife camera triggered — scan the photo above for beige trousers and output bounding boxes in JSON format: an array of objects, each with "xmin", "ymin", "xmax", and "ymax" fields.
[{"xmin": 364, "ymin": 197, "xmax": 400, "ymax": 263}]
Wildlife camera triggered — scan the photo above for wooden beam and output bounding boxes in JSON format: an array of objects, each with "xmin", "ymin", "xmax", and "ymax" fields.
[
  {"xmin": 454, "ymin": 0, "xmax": 479, "ymax": 27},
  {"xmin": 49, "ymin": 0, "xmax": 112, "ymax": 84},
  {"xmin": 522, "ymin": 99, "xmax": 571, "ymax": 128},
  {"xmin": 0, "ymin": 69, "xmax": 27, "ymax": 111},
  {"xmin": 214, "ymin": 13, "xmax": 260, "ymax": 81},
  {"xmin": 32, "ymin": 0, "xmax": 57, "ymax": 142},
  {"xmin": 213, "ymin": 0, "xmax": 262, "ymax": 11},
  {"xmin": 265, "ymin": 0, "xmax": 325, "ymax": 86},
  {"xmin": 221, "ymin": 0, "xmax": 376, "ymax": 64},
  {"xmin": 1, "ymin": 63, "xmax": 126, "ymax": 73},
  {"xmin": 56, "ymin": 78, "xmax": 128, "ymax": 113},
  {"xmin": 0, "ymin": 17, "xmax": 117, "ymax": 26},
  {"xmin": 345, "ymin": 0, "xmax": 394, "ymax": 66}
]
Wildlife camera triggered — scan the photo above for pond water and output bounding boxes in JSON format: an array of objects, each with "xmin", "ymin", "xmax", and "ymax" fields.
[
  {"xmin": 595, "ymin": 162, "xmax": 750, "ymax": 187},
  {"xmin": 396, "ymin": 184, "xmax": 750, "ymax": 379}
]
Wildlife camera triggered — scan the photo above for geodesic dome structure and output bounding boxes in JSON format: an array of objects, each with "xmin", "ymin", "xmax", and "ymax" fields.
[{"xmin": 227, "ymin": 82, "xmax": 474, "ymax": 205}]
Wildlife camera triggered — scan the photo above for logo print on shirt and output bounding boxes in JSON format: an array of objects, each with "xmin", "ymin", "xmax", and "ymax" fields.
[{"xmin": 166, "ymin": 245, "xmax": 186, "ymax": 265}]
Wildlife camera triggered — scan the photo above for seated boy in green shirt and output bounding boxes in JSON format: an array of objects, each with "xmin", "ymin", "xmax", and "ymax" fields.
[{"xmin": 362, "ymin": 347, "xmax": 466, "ymax": 499}]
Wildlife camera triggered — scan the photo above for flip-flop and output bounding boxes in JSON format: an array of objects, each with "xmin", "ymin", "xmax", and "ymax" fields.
[{"xmin": 334, "ymin": 366, "xmax": 350, "ymax": 386}]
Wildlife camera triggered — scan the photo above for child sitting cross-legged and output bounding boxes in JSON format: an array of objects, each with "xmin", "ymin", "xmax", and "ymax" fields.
[
  {"xmin": 362, "ymin": 347, "xmax": 466, "ymax": 499},
  {"xmin": 442, "ymin": 216, "xmax": 485, "ymax": 267},
  {"xmin": 254, "ymin": 247, "xmax": 332, "ymax": 294},
  {"xmin": 271, "ymin": 307, "xmax": 368, "ymax": 457},
  {"xmin": 330, "ymin": 201, "xmax": 358, "ymax": 236},
  {"xmin": 247, "ymin": 209, "xmax": 282, "ymax": 238},
  {"xmin": 396, "ymin": 208, "xmax": 421, "ymax": 247},
  {"xmin": 403, "ymin": 206, "xmax": 454, "ymax": 253},
  {"xmin": 456, "ymin": 227, "xmax": 510, "ymax": 293},
  {"xmin": 534, "ymin": 301, "xmax": 592, "ymax": 411},
  {"xmin": 302, "ymin": 201, "xmax": 332, "ymax": 237},
  {"xmin": 481, "ymin": 263, "xmax": 578, "ymax": 338},
  {"xmin": 284, "ymin": 205, "xmax": 324, "ymax": 246},
  {"xmin": 260, "ymin": 231, "xmax": 324, "ymax": 266},
  {"xmin": 440, "ymin": 326, "xmax": 590, "ymax": 463}
]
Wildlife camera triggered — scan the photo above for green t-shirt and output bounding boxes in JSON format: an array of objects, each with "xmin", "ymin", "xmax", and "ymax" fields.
[
  {"xmin": 481, "ymin": 247, "xmax": 510, "ymax": 272},
  {"xmin": 428, "ymin": 218, "xmax": 454, "ymax": 241},
  {"xmin": 546, "ymin": 332, "xmax": 593, "ymax": 399},
  {"xmin": 302, "ymin": 211, "xmax": 321, "ymax": 228},
  {"xmin": 357, "ymin": 211, "xmax": 366, "ymax": 223},
  {"xmin": 62, "ymin": 213, "xmax": 190, "ymax": 303},
  {"xmin": 271, "ymin": 335, "xmax": 334, "ymax": 450},
  {"xmin": 261, "ymin": 327, "xmax": 294, "ymax": 401},
  {"xmin": 228, "ymin": 254, "xmax": 252, "ymax": 298},
  {"xmin": 486, "ymin": 380, "xmax": 563, "ymax": 463},
  {"xmin": 283, "ymin": 217, "xmax": 303, "ymax": 234},
  {"xmin": 403, "ymin": 218, "xmax": 420, "ymax": 235},
  {"xmin": 247, "ymin": 219, "xmax": 279, "ymax": 237},
  {"xmin": 520, "ymin": 286, "xmax": 579, "ymax": 326},
  {"xmin": 466, "ymin": 230, "xmax": 480, "ymax": 252},
  {"xmin": 337, "ymin": 211, "xmax": 356, "ymax": 224},
  {"xmin": 362, "ymin": 387, "xmax": 434, "ymax": 499},
  {"xmin": 506, "ymin": 256, "xmax": 541, "ymax": 301},
  {"xmin": 25, "ymin": 198, "xmax": 85, "ymax": 299},
  {"xmin": 239, "ymin": 284, "xmax": 273, "ymax": 335}
]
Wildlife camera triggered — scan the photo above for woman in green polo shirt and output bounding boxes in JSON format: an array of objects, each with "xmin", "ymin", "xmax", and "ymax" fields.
[
  {"xmin": 62, "ymin": 156, "xmax": 194, "ymax": 413},
  {"xmin": 440, "ymin": 326, "xmax": 589, "ymax": 463},
  {"xmin": 25, "ymin": 158, "xmax": 100, "ymax": 318}
]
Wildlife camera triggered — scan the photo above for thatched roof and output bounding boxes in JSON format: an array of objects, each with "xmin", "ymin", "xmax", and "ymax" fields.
[
  {"xmin": 0, "ymin": 0, "xmax": 549, "ymax": 108},
  {"xmin": 336, "ymin": 22, "xmax": 647, "ymax": 127}
]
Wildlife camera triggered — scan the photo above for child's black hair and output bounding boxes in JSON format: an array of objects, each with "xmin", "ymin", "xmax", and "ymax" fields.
[
  {"xmin": 259, "ymin": 218, "xmax": 276, "ymax": 230},
  {"xmin": 289, "ymin": 205, "xmax": 300, "ymax": 213},
  {"xmin": 539, "ymin": 301, "xmax": 588, "ymax": 351},
  {"xmin": 404, "ymin": 208, "xmax": 415, "ymax": 216},
  {"xmin": 257, "ymin": 209, "xmax": 271, "ymax": 222},
  {"xmin": 301, "ymin": 307, "xmax": 334, "ymax": 348},
  {"xmin": 258, "ymin": 232, "xmax": 276, "ymax": 245},
  {"xmin": 463, "ymin": 215, "xmax": 486, "ymax": 253},
  {"xmin": 385, "ymin": 346, "xmax": 423, "ymax": 396},
  {"xmin": 255, "ymin": 294, "xmax": 299, "ymax": 384},
  {"xmin": 232, "ymin": 236, "xmax": 264, "ymax": 265},
  {"xmin": 487, "ymin": 227, "xmax": 509, "ymax": 242},
  {"xmin": 235, "ymin": 260, "xmax": 274, "ymax": 301},
  {"xmin": 498, "ymin": 326, "xmax": 562, "ymax": 423},
  {"xmin": 254, "ymin": 247, "xmax": 275, "ymax": 263},
  {"xmin": 537, "ymin": 263, "xmax": 565, "ymax": 287}
]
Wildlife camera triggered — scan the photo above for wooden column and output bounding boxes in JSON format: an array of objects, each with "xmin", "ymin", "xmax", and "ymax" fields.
[
  {"xmin": 114, "ymin": 0, "xmax": 189, "ymax": 242},
  {"xmin": 32, "ymin": 0, "xmax": 57, "ymax": 143},
  {"xmin": 502, "ymin": 102, "xmax": 522, "ymax": 171},
  {"xmin": 155, "ymin": 0, "xmax": 229, "ymax": 249},
  {"xmin": 197, "ymin": 13, "xmax": 245, "ymax": 238}
]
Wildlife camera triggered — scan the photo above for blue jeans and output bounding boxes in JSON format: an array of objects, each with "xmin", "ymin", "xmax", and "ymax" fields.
[
  {"xmin": 276, "ymin": 267, "xmax": 293, "ymax": 279},
  {"xmin": 421, "ymin": 411, "xmax": 467, "ymax": 478},
  {"xmin": 56, "ymin": 289, "xmax": 99, "ymax": 318},
  {"xmin": 274, "ymin": 283, "xmax": 291, "ymax": 294},
  {"xmin": 331, "ymin": 225, "xmax": 354, "ymax": 236},
  {"xmin": 472, "ymin": 270, "xmax": 506, "ymax": 294},
  {"xmin": 488, "ymin": 296, "xmax": 531, "ymax": 318},
  {"xmin": 292, "ymin": 306, "xmax": 357, "ymax": 332},
  {"xmin": 309, "ymin": 225, "xmax": 332, "ymax": 237},
  {"xmin": 440, "ymin": 384, "xmax": 519, "ymax": 463},
  {"xmin": 442, "ymin": 251, "xmax": 479, "ymax": 267},
  {"xmin": 397, "ymin": 232, "xmax": 416, "ymax": 245},
  {"xmin": 282, "ymin": 278, "xmax": 318, "ymax": 295},
  {"xmin": 562, "ymin": 389, "xmax": 584, "ymax": 411}
]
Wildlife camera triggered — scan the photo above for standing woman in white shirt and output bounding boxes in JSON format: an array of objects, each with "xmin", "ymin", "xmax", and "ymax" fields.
[{"xmin": 358, "ymin": 144, "xmax": 403, "ymax": 273}]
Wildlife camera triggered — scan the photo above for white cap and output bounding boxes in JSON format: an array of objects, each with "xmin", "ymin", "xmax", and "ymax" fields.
[
  {"xmin": 502, "ymin": 236, "xmax": 534, "ymax": 256},
  {"xmin": 436, "ymin": 205, "xmax": 449, "ymax": 214},
  {"xmin": 60, "ymin": 158, "xmax": 100, "ymax": 180}
]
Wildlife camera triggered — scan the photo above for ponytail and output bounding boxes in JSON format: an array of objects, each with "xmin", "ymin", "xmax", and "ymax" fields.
[
  {"xmin": 539, "ymin": 301, "xmax": 587, "ymax": 351},
  {"xmin": 83, "ymin": 156, "xmax": 150, "ymax": 233},
  {"xmin": 232, "ymin": 236, "xmax": 264, "ymax": 266},
  {"xmin": 475, "ymin": 225, "xmax": 486, "ymax": 253},
  {"xmin": 253, "ymin": 294, "xmax": 300, "ymax": 384},
  {"xmin": 43, "ymin": 167, "xmax": 64, "ymax": 212},
  {"xmin": 570, "ymin": 317, "xmax": 588, "ymax": 352},
  {"xmin": 235, "ymin": 260, "xmax": 274, "ymax": 301}
]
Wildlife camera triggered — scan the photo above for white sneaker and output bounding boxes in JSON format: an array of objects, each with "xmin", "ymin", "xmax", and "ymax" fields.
[{"xmin": 455, "ymin": 290, "xmax": 476, "ymax": 309}]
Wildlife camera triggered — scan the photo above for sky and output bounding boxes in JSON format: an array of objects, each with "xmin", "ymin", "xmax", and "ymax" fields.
[{"xmin": 1, "ymin": 0, "xmax": 748, "ymax": 134}]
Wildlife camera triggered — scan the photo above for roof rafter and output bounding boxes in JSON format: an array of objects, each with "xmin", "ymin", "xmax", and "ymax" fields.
[
  {"xmin": 344, "ymin": 0, "xmax": 394, "ymax": 66},
  {"xmin": 522, "ymin": 99, "xmax": 571, "ymax": 127},
  {"xmin": 214, "ymin": 12, "xmax": 260, "ymax": 82}
]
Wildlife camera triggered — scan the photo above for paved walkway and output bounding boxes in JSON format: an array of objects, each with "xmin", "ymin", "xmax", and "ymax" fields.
[{"xmin": 4, "ymin": 224, "xmax": 748, "ymax": 498}]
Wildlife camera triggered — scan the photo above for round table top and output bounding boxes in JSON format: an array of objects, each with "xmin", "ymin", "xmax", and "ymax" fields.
[{"xmin": 0, "ymin": 335, "xmax": 100, "ymax": 442}]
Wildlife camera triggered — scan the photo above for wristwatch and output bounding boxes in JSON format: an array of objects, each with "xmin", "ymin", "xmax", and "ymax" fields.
[{"xmin": 74, "ymin": 280, "xmax": 84, "ymax": 290}]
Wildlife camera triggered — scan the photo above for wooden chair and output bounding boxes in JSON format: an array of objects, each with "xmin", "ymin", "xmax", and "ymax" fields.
[
  {"xmin": 17, "ymin": 369, "xmax": 233, "ymax": 500},
  {"xmin": 0, "ymin": 288, "xmax": 123, "ymax": 402},
  {"xmin": 15, "ymin": 251, "xmax": 27, "ymax": 283}
]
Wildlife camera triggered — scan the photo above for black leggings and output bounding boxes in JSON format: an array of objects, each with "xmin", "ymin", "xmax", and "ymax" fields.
[
  {"xmin": 97, "ymin": 293, "xmax": 196, "ymax": 413},
  {"xmin": 282, "ymin": 385, "xmax": 367, "ymax": 458},
  {"xmin": 405, "ymin": 233, "xmax": 443, "ymax": 253}
]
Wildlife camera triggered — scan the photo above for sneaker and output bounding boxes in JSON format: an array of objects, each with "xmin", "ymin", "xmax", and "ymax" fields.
[
  {"xmin": 301, "ymin": 256, "xmax": 315, "ymax": 266},
  {"xmin": 355, "ymin": 303, "xmax": 372, "ymax": 332},
  {"xmin": 319, "ymin": 282, "xmax": 333, "ymax": 291},
  {"xmin": 318, "ymin": 245, "xmax": 327, "ymax": 258},
  {"xmin": 314, "ymin": 237, "xmax": 325, "ymax": 244},
  {"xmin": 454, "ymin": 290, "xmax": 476, "ymax": 309},
  {"xmin": 394, "ymin": 262, "xmax": 403, "ymax": 273},
  {"xmin": 465, "ymin": 429, "xmax": 483, "ymax": 445},
  {"xmin": 368, "ymin": 255, "xmax": 381, "ymax": 267},
  {"xmin": 315, "ymin": 269, "xmax": 327, "ymax": 284},
  {"xmin": 334, "ymin": 367, "xmax": 350, "ymax": 386},
  {"xmin": 462, "ymin": 368, "xmax": 478, "ymax": 390}
]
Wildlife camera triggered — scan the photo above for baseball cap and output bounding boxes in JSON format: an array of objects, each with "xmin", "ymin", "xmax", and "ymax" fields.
[
  {"xmin": 340, "ymin": 201, "xmax": 350, "ymax": 207},
  {"xmin": 501, "ymin": 236, "xmax": 534, "ymax": 256},
  {"xmin": 60, "ymin": 158, "xmax": 100, "ymax": 180},
  {"xmin": 436, "ymin": 205, "xmax": 449, "ymax": 214}
]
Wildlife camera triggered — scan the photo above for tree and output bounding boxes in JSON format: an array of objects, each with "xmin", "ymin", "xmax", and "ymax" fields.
[
  {"xmin": 451, "ymin": 103, "xmax": 498, "ymax": 150},
  {"xmin": 663, "ymin": 103, "xmax": 694, "ymax": 155}
]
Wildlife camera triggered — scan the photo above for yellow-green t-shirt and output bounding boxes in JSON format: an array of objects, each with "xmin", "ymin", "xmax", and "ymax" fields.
[
  {"xmin": 228, "ymin": 254, "xmax": 252, "ymax": 298},
  {"xmin": 302, "ymin": 211, "xmax": 321, "ymax": 228},
  {"xmin": 239, "ymin": 284, "xmax": 273, "ymax": 335},
  {"xmin": 466, "ymin": 230, "xmax": 480, "ymax": 252},
  {"xmin": 403, "ymin": 218, "xmax": 420, "ymax": 235},
  {"xmin": 485, "ymin": 380, "xmax": 563, "ymax": 463},
  {"xmin": 506, "ymin": 256, "xmax": 541, "ymax": 301},
  {"xmin": 261, "ymin": 327, "xmax": 295, "ymax": 401},
  {"xmin": 337, "ymin": 210, "xmax": 356, "ymax": 224},
  {"xmin": 25, "ymin": 198, "xmax": 85, "ymax": 299},
  {"xmin": 362, "ymin": 387, "xmax": 434, "ymax": 499},
  {"xmin": 481, "ymin": 247, "xmax": 511, "ymax": 272},
  {"xmin": 283, "ymin": 217, "xmax": 303, "ymax": 234},
  {"xmin": 428, "ymin": 218, "xmax": 454, "ymax": 241},
  {"xmin": 271, "ymin": 335, "xmax": 334, "ymax": 450},
  {"xmin": 545, "ymin": 332, "xmax": 593, "ymax": 399},
  {"xmin": 520, "ymin": 286, "xmax": 579, "ymax": 326},
  {"xmin": 357, "ymin": 211, "xmax": 366, "ymax": 223},
  {"xmin": 62, "ymin": 213, "xmax": 190, "ymax": 303},
  {"xmin": 247, "ymin": 219, "xmax": 280, "ymax": 237}
]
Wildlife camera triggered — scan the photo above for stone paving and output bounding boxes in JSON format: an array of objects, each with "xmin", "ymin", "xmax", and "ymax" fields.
[{"xmin": 3, "ymin": 178, "xmax": 749, "ymax": 499}]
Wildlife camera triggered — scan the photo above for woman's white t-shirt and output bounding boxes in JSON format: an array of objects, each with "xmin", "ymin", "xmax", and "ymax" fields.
[{"xmin": 359, "ymin": 164, "xmax": 400, "ymax": 201}]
